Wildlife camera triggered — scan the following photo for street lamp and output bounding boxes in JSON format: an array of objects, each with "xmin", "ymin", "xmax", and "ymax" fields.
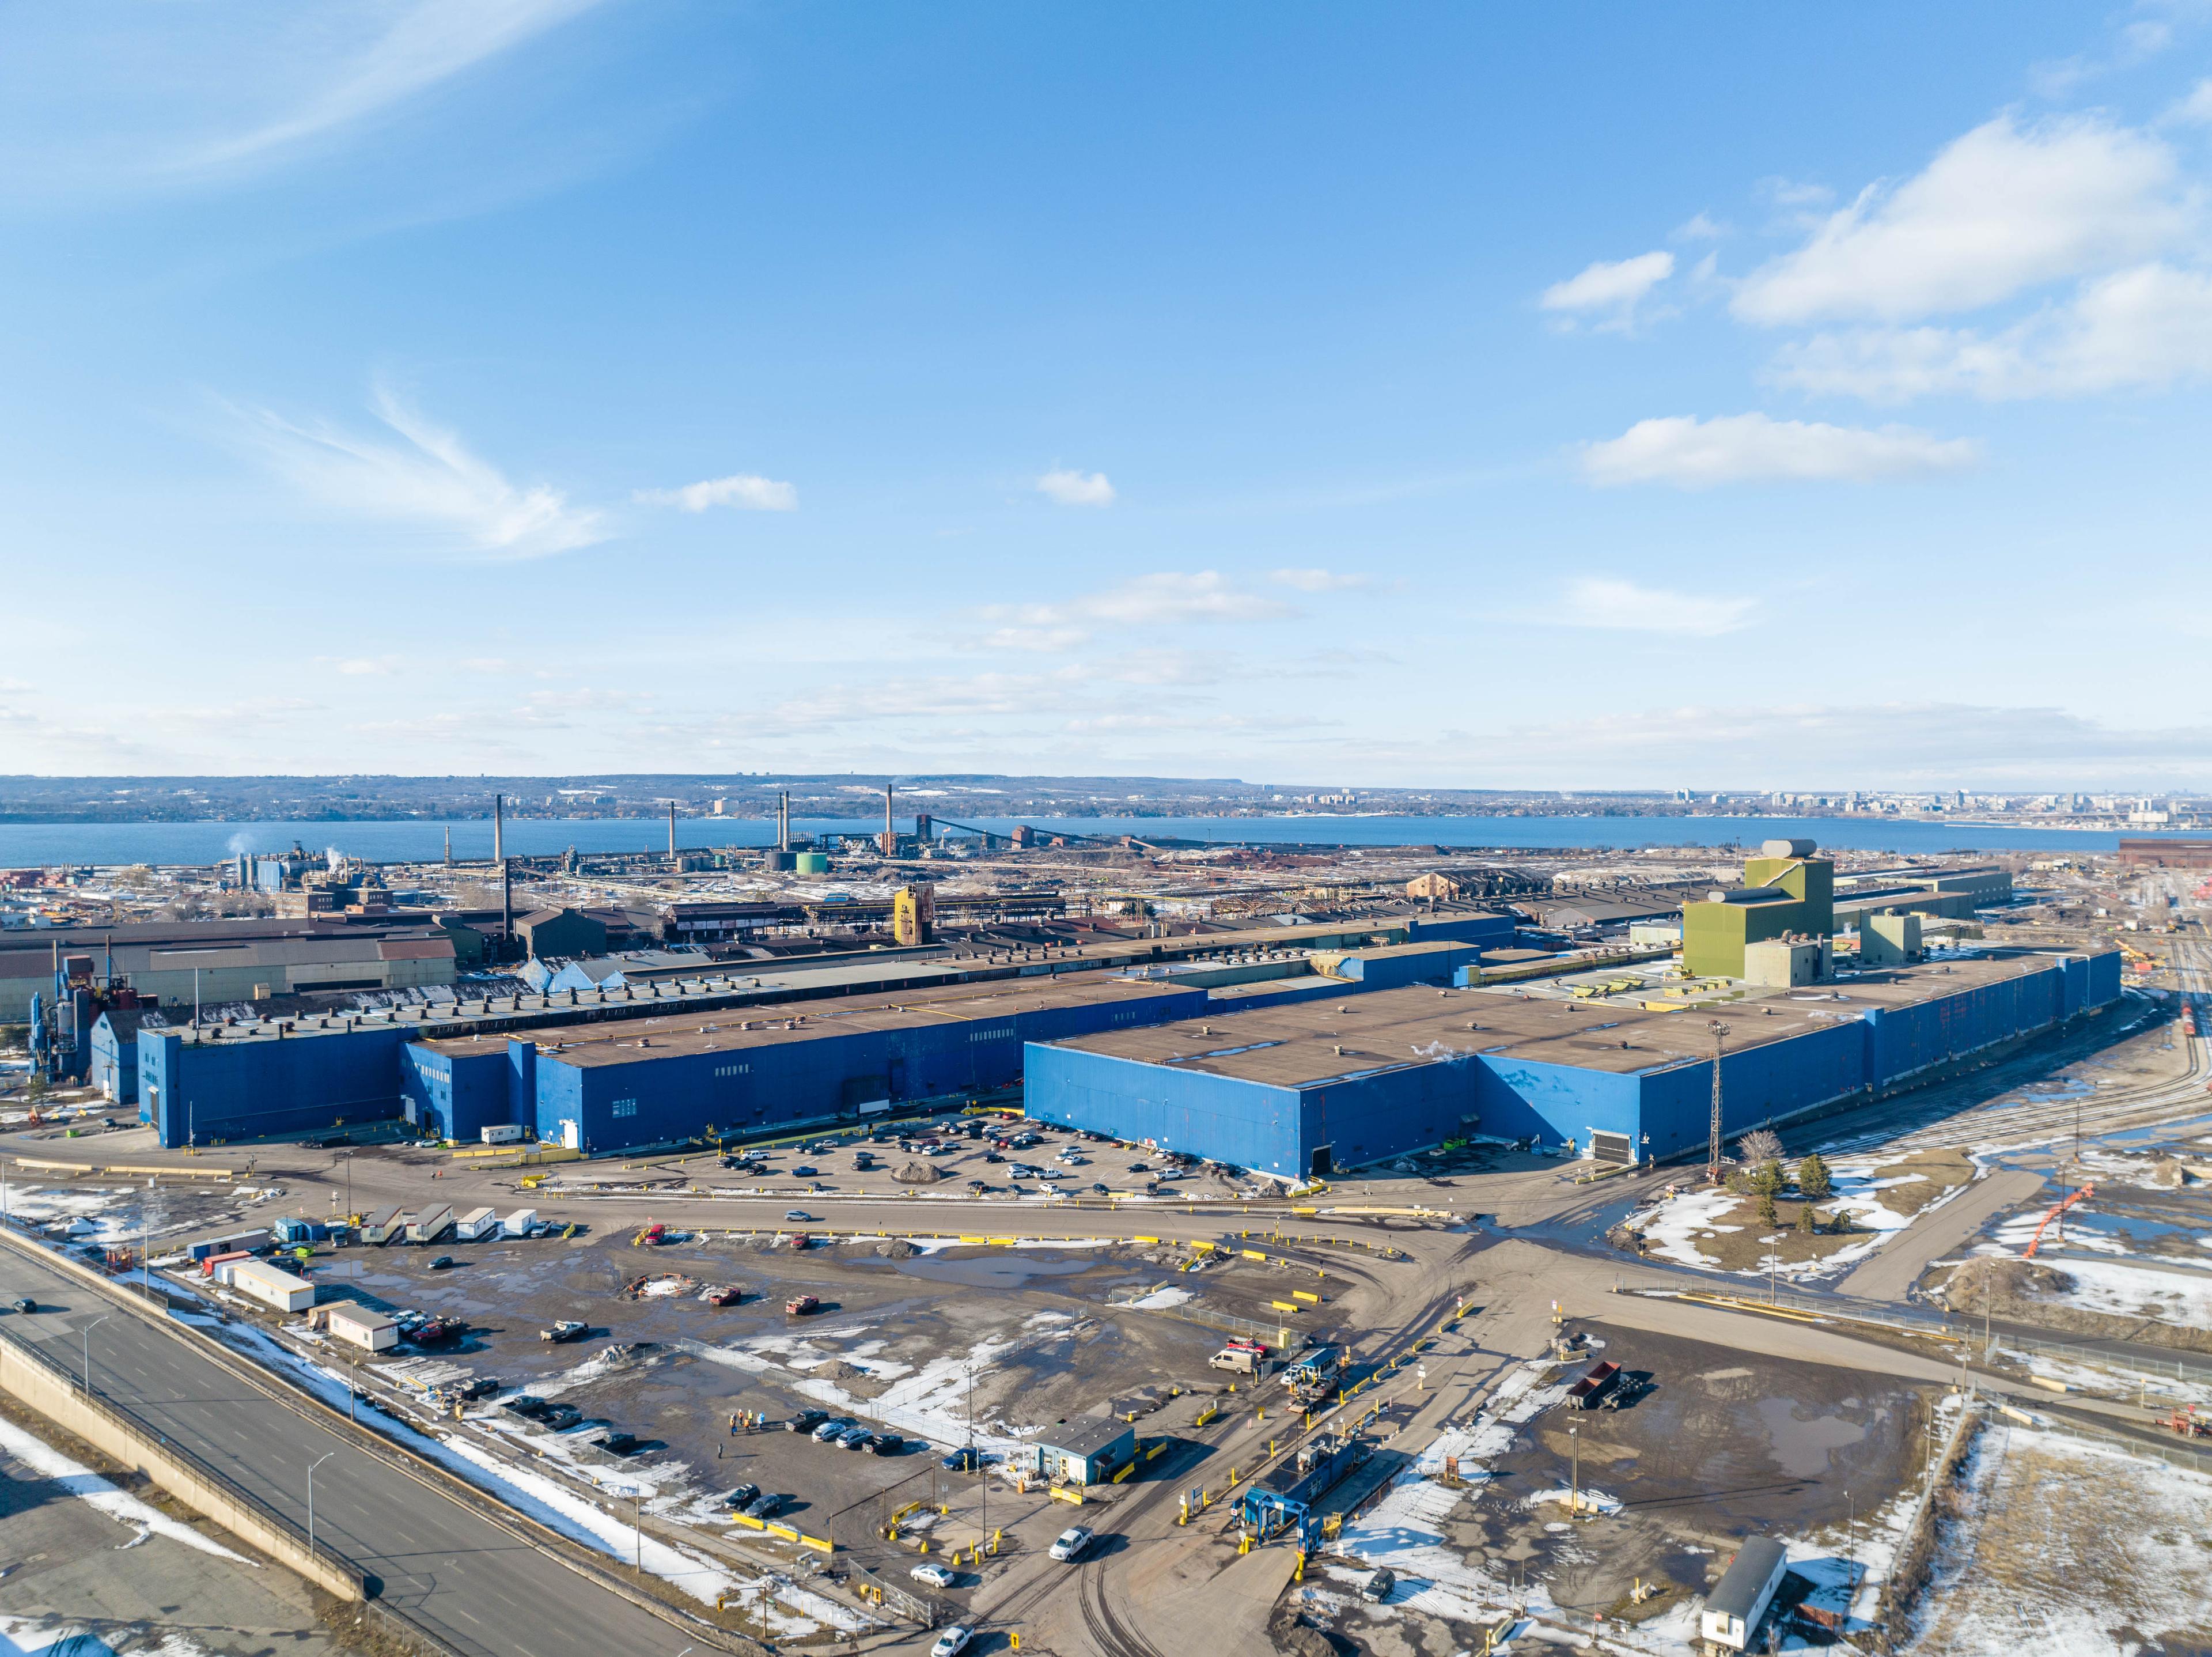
[
  {"xmin": 1567, "ymin": 1420, "xmax": 1580, "ymax": 1519},
  {"xmin": 308, "ymin": 1451, "xmax": 335, "ymax": 1554},
  {"xmin": 82, "ymin": 1314, "xmax": 111, "ymax": 1396}
]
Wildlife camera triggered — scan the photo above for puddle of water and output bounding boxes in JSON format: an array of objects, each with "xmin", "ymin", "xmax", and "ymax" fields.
[
  {"xmin": 1755, "ymin": 1397, "xmax": 1866, "ymax": 1478},
  {"xmin": 891, "ymin": 1254, "xmax": 1094, "ymax": 1290}
]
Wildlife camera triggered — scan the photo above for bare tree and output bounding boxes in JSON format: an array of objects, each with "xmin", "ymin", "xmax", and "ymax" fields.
[{"xmin": 1737, "ymin": 1128, "xmax": 1784, "ymax": 1166}]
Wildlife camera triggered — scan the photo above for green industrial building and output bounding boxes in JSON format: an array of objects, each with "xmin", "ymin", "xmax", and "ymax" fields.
[{"xmin": 1682, "ymin": 839, "xmax": 1835, "ymax": 979}]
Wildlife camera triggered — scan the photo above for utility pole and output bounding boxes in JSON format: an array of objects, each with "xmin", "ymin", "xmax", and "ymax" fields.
[
  {"xmin": 1706, "ymin": 1020, "xmax": 1731, "ymax": 1185},
  {"xmin": 1568, "ymin": 1420, "xmax": 1580, "ymax": 1518}
]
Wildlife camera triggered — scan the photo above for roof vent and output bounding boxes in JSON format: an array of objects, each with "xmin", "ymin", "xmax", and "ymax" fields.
[{"xmin": 1334, "ymin": 1045, "xmax": 1345, "ymax": 1056}]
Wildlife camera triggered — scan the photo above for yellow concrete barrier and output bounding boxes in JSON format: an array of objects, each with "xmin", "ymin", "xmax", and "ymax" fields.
[
  {"xmin": 1270, "ymin": 1300, "xmax": 1300, "ymax": 1314},
  {"xmin": 799, "ymin": 1533, "xmax": 832, "ymax": 1554},
  {"xmin": 1194, "ymin": 1403, "xmax": 1219, "ymax": 1427},
  {"xmin": 2028, "ymin": 1374, "xmax": 2070, "ymax": 1393},
  {"xmin": 730, "ymin": 1514, "xmax": 766, "ymax": 1531},
  {"xmin": 1135, "ymin": 1235, "xmax": 1160, "ymax": 1244},
  {"xmin": 1242, "ymin": 1249, "xmax": 1268, "ymax": 1262},
  {"xmin": 1112, "ymin": 1463, "xmax": 1134, "ymax": 1483},
  {"xmin": 1291, "ymin": 1291, "xmax": 1320, "ymax": 1304},
  {"xmin": 1048, "ymin": 1485, "xmax": 1085, "ymax": 1506}
]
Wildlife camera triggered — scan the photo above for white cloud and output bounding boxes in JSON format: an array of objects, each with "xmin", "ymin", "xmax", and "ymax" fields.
[
  {"xmin": 1539, "ymin": 251, "xmax": 1674, "ymax": 327},
  {"xmin": 1733, "ymin": 115, "xmax": 2187, "ymax": 325},
  {"xmin": 1270, "ymin": 568, "xmax": 1371, "ymax": 593},
  {"xmin": 232, "ymin": 384, "xmax": 607, "ymax": 558},
  {"xmin": 983, "ymin": 572, "xmax": 1293, "ymax": 646},
  {"xmin": 1036, "ymin": 467, "xmax": 1116, "ymax": 506},
  {"xmin": 172, "ymin": 1, "xmax": 605, "ymax": 176},
  {"xmin": 1772, "ymin": 262, "xmax": 2212, "ymax": 400},
  {"xmin": 634, "ymin": 473, "xmax": 798, "ymax": 512},
  {"xmin": 1580, "ymin": 412, "xmax": 1982, "ymax": 487},
  {"xmin": 2168, "ymin": 77, "xmax": 2212, "ymax": 127},
  {"xmin": 1672, "ymin": 213, "xmax": 1727, "ymax": 242},
  {"xmin": 1555, "ymin": 577, "xmax": 1759, "ymax": 638}
]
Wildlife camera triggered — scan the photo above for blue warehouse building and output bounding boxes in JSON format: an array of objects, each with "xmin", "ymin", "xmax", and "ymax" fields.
[
  {"xmin": 404, "ymin": 977, "xmax": 1209, "ymax": 1152},
  {"xmin": 1024, "ymin": 949, "xmax": 2123, "ymax": 1178}
]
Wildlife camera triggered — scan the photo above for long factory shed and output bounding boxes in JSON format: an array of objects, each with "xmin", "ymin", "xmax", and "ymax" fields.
[
  {"xmin": 130, "ymin": 911, "xmax": 1510, "ymax": 1148},
  {"xmin": 1022, "ymin": 948, "xmax": 2124, "ymax": 1178},
  {"xmin": 407, "ymin": 976, "xmax": 1210, "ymax": 1152}
]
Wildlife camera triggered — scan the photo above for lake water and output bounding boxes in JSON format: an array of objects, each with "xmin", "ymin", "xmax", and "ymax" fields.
[{"xmin": 0, "ymin": 813, "xmax": 2135, "ymax": 867}]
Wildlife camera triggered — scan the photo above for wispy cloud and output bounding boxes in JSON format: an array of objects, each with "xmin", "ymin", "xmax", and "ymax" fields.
[
  {"xmin": 1580, "ymin": 413, "xmax": 1981, "ymax": 487},
  {"xmin": 1540, "ymin": 250, "xmax": 1674, "ymax": 330},
  {"xmin": 319, "ymin": 655, "xmax": 402, "ymax": 676},
  {"xmin": 1036, "ymin": 467, "xmax": 1116, "ymax": 507},
  {"xmin": 229, "ymin": 383, "xmax": 607, "ymax": 558},
  {"xmin": 1555, "ymin": 577, "xmax": 1759, "ymax": 638},
  {"xmin": 171, "ymin": 1, "xmax": 606, "ymax": 178},
  {"xmin": 1270, "ymin": 568, "xmax": 1371, "ymax": 593},
  {"xmin": 634, "ymin": 473, "xmax": 798, "ymax": 512}
]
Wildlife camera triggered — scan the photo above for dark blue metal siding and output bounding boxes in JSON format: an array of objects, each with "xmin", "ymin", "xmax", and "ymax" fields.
[
  {"xmin": 140, "ymin": 1027, "xmax": 408, "ymax": 1148},
  {"xmin": 1404, "ymin": 914, "xmax": 1516, "ymax": 948},
  {"xmin": 2085, "ymin": 949, "xmax": 2122, "ymax": 1007},
  {"xmin": 401, "ymin": 1043, "xmax": 508, "ymax": 1141},
  {"xmin": 1471, "ymin": 1057, "xmax": 1642, "ymax": 1151},
  {"xmin": 1301, "ymin": 1061, "xmax": 1483, "ymax": 1171},
  {"xmin": 1862, "ymin": 962, "xmax": 2067, "ymax": 1087},
  {"xmin": 1338, "ymin": 945, "xmax": 1479, "ymax": 990}
]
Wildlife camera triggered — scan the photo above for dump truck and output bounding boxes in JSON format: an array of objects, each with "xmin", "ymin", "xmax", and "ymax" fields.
[{"xmin": 785, "ymin": 1294, "xmax": 821, "ymax": 1316}]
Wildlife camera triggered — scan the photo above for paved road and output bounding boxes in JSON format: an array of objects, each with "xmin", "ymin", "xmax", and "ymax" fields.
[
  {"xmin": 0, "ymin": 1239, "xmax": 717, "ymax": 1657},
  {"xmin": 1835, "ymin": 1168, "xmax": 2049, "ymax": 1302}
]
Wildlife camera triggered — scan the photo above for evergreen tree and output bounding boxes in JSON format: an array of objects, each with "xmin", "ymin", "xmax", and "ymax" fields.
[
  {"xmin": 1757, "ymin": 1190, "xmax": 1778, "ymax": 1226},
  {"xmin": 1796, "ymin": 1201, "xmax": 1816, "ymax": 1234},
  {"xmin": 1797, "ymin": 1151, "xmax": 1833, "ymax": 1199}
]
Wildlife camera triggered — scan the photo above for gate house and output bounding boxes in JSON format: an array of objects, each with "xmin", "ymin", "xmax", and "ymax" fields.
[{"xmin": 1029, "ymin": 1416, "xmax": 1135, "ymax": 1486}]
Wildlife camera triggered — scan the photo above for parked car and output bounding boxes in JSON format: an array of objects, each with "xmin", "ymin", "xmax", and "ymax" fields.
[
  {"xmin": 722, "ymin": 1483, "xmax": 761, "ymax": 1509},
  {"xmin": 599, "ymin": 1431, "xmax": 642, "ymax": 1457},
  {"xmin": 457, "ymin": 1376, "xmax": 501, "ymax": 1400},
  {"xmin": 791, "ymin": 1166, "xmax": 817, "ymax": 1178},
  {"xmin": 983, "ymin": 1151, "xmax": 1003, "ymax": 1163},
  {"xmin": 10, "ymin": 1297, "xmax": 35, "ymax": 1315},
  {"xmin": 1090, "ymin": 1183, "xmax": 1111, "ymax": 1195},
  {"xmin": 1049, "ymin": 1526, "xmax": 1094, "ymax": 1563},
  {"xmin": 1127, "ymin": 1162, "xmax": 1152, "ymax": 1172},
  {"xmin": 930, "ymin": 1627, "xmax": 973, "ymax": 1657},
  {"xmin": 940, "ymin": 1446, "xmax": 984, "ymax": 1472},
  {"xmin": 540, "ymin": 1319, "xmax": 588, "ymax": 1342},
  {"xmin": 743, "ymin": 1491, "xmax": 784, "ymax": 1519},
  {"xmin": 427, "ymin": 1254, "xmax": 456, "ymax": 1270},
  {"xmin": 865, "ymin": 1433, "xmax": 904, "ymax": 1456},
  {"xmin": 910, "ymin": 1563, "xmax": 956, "ymax": 1590},
  {"xmin": 838, "ymin": 1425, "xmax": 873, "ymax": 1450},
  {"xmin": 787, "ymin": 1409, "xmax": 828, "ymax": 1434},
  {"xmin": 1361, "ymin": 1567, "xmax": 1396, "ymax": 1603},
  {"xmin": 812, "ymin": 1417, "xmax": 857, "ymax": 1443}
]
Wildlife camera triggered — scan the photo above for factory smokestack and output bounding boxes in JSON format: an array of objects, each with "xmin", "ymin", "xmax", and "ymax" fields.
[
  {"xmin": 668, "ymin": 801, "xmax": 676, "ymax": 860},
  {"xmin": 493, "ymin": 794, "xmax": 503, "ymax": 864}
]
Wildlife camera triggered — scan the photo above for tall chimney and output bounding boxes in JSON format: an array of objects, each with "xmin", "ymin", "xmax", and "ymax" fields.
[
  {"xmin": 502, "ymin": 858, "xmax": 513, "ymax": 943},
  {"xmin": 443, "ymin": 825, "xmax": 452, "ymax": 866},
  {"xmin": 778, "ymin": 790, "xmax": 790, "ymax": 853},
  {"xmin": 493, "ymin": 794, "xmax": 504, "ymax": 864},
  {"xmin": 884, "ymin": 783, "xmax": 893, "ymax": 838},
  {"xmin": 668, "ymin": 801, "xmax": 677, "ymax": 860}
]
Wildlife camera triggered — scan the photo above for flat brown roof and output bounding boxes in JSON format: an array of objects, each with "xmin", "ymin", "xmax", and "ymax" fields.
[
  {"xmin": 416, "ymin": 975, "xmax": 1198, "ymax": 1066},
  {"xmin": 1041, "ymin": 949, "xmax": 2093, "ymax": 1091}
]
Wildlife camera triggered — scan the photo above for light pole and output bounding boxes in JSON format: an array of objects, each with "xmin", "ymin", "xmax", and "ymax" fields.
[
  {"xmin": 1567, "ymin": 1420, "xmax": 1580, "ymax": 1519},
  {"xmin": 308, "ymin": 1451, "xmax": 334, "ymax": 1554},
  {"xmin": 338, "ymin": 1150, "xmax": 355, "ymax": 1227},
  {"xmin": 82, "ymin": 1314, "xmax": 111, "ymax": 1396}
]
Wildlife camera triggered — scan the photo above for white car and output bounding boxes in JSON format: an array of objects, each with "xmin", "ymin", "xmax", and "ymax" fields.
[
  {"xmin": 930, "ymin": 1627, "xmax": 973, "ymax": 1657},
  {"xmin": 1049, "ymin": 1525, "xmax": 1094, "ymax": 1562},
  {"xmin": 910, "ymin": 1563, "xmax": 957, "ymax": 1589},
  {"xmin": 784, "ymin": 1210, "xmax": 815, "ymax": 1223}
]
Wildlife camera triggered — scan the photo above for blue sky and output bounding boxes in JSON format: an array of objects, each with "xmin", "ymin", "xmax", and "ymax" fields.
[{"xmin": 3, "ymin": 2, "xmax": 2209, "ymax": 790}]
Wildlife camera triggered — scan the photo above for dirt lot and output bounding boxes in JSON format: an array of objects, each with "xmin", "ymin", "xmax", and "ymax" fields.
[{"xmin": 1305, "ymin": 1320, "xmax": 1941, "ymax": 1655}]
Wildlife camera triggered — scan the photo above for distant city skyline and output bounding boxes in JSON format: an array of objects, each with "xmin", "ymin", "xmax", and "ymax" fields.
[{"xmin": 2, "ymin": 4, "xmax": 2208, "ymax": 788}]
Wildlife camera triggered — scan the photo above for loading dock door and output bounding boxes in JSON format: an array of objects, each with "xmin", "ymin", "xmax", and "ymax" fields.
[
  {"xmin": 1591, "ymin": 1130, "xmax": 1634, "ymax": 1165},
  {"xmin": 1309, "ymin": 1145, "xmax": 1332, "ymax": 1176}
]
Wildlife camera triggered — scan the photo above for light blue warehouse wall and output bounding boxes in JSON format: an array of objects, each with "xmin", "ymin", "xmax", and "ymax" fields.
[
  {"xmin": 1470, "ymin": 1056, "xmax": 1643, "ymax": 1151},
  {"xmin": 1023, "ymin": 1044, "xmax": 1306, "ymax": 1172},
  {"xmin": 89, "ymin": 1018, "xmax": 138, "ymax": 1104}
]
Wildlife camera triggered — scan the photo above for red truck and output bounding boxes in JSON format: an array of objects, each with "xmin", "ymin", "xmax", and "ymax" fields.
[{"xmin": 785, "ymin": 1295, "xmax": 821, "ymax": 1316}]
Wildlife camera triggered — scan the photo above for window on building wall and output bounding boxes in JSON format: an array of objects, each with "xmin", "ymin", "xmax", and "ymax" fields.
[{"xmin": 612, "ymin": 1099, "xmax": 638, "ymax": 1118}]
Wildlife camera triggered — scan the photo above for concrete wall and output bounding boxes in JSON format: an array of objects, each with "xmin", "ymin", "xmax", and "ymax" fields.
[{"xmin": 0, "ymin": 1329, "xmax": 362, "ymax": 1603}]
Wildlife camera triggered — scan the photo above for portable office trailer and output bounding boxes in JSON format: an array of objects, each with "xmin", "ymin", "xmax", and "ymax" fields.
[
  {"xmin": 323, "ymin": 1303, "xmax": 399, "ymax": 1352},
  {"xmin": 230, "ymin": 1258, "xmax": 315, "ymax": 1314},
  {"xmin": 1700, "ymin": 1537, "xmax": 1788, "ymax": 1652},
  {"xmin": 200, "ymin": 1250, "xmax": 253, "ymax": 1278},
  {"xmin": 501, "ymin": 1208, "xmax": 539, "ymax": 1236},
  {"xmin": 361, "ymin": 1206, "xmax": 406, "ymax": 1244},
  {"xmin": 407, "ymin": 1204, "xmax": 454, "ymax": 1244},
  {"xmin": 188, "ymin": 1229, "xmax": 268, "ymax": 1262},
  {"xmin": 480, "ymin": 1123, "xmax": 525, "ymax": 1145},
  {"xmin": 454, "ymin": 1206, "xmax": 499, "ymax": 1242}
]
